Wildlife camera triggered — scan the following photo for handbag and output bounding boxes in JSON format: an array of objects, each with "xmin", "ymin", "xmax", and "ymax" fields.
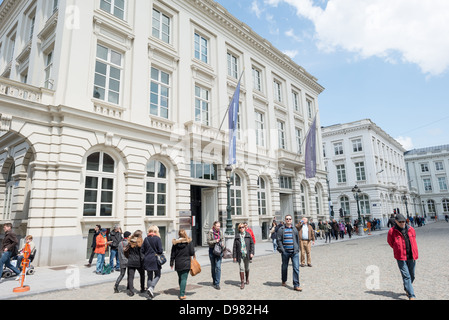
[
  {"xmin": 190, "ymin": 256, "xmax": 201, "ymax": 276},
  {"xmin": 213, "ymin": 242, "xmax": 222, "ymax": 257},
  {"xmin": 155, "ymin": 253, "xmax": 167, "ymax": 266}
]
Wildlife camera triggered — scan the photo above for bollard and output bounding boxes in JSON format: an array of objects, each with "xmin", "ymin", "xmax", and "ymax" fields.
[{"xmin": 13, "ymin": 243, "xmax": 31, "ymax": 293}]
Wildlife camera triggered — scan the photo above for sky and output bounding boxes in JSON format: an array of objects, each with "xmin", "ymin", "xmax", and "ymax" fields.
[{"xmin": 215, "ymin": 0, "xmax": 449, "ymax": 151}]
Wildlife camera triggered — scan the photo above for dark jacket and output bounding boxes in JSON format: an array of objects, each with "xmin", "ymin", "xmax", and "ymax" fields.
[
  {"xmin": 170, "ymin": 238, "xmax": 195, "ymax": 271},
  {"xmin": 276, "ymin": 224, "xmax": 300, "ymax": 254},
  {"xmin": 126, "ymin": 239, "xmax": 143, "ymax": 268},
  {"xmin": 117, "ymin": 238, "xmax": 129, "ymax": 269},
  {"xmin": 233, "ymin": 231, "xmax": 255, "ymax": 263},
  {"xmin": 91, "ymin": 231, "xmax": 100, "ymax": 249},
  {"xmin": 142, "ymin": 235, "xmax": 163, "ymax": 271},
  {"xmin": 1, "ymin": 230, "xmax": 18, "ymax": 256},
  {"xmin": 108, "ymin": 230, "xmax": 123, "ymax": 250}
]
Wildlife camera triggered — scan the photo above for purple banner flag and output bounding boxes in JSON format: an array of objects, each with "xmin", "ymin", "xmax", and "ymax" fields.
[
  {"xmin": 228, "ymin": 81, "xmax": 240, "ymax": 164},
  {"xmin": 305, "ymin": 116, "xmax": 317, "ymax": 179}
]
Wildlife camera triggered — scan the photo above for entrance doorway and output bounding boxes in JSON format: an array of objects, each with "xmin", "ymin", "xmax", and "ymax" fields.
[
  {"xmin": 191, "ymin": 186, "xmax": 218, "ymax": 247},
  {"xmin": 280, "ymin": 193, "xmax": 294, "ymax": 224}
]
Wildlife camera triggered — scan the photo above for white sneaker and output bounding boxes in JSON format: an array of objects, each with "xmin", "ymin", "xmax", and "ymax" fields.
[{"xmin": 147, "ymin": 287, "xmax": 154, "ymax": 298}]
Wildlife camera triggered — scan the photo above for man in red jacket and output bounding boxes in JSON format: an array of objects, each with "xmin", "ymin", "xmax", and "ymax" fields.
[{"xmin": 387, "ymin": 214, "xmax": 419, "ymax": 300}]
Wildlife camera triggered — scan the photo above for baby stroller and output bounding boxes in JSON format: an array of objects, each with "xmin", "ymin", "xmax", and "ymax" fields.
[{"xmin": 2, "ymin": 249, "xmax": 37, "ymax": 279}]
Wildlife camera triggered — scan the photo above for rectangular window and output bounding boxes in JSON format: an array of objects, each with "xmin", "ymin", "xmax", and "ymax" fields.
[
  {"xmin": 44, "ymin": 51, "xmax": 53, "ymax": 89},
  {"xmin": 194, "ymin": 33, "xmax": 208, "ymax": 63},
  {"xmin": 150, "ymin": 67, "xmax": 170, "ymax": 119},
  {"xmin": 334, "ymin": 142, "xmax": 344, "ymax": 155},
  {"xmin": 435, "ymin": 161, "xmax": 444, "ymax": 171},
  {"xmin": 146, "ymin": 181, "xmax": 166, "ymax": 216},
  {"xmin": 278, "ymin": 120, "xmax": 286, "ymax": 149},
  {"xmin": 292, "ymin": 91, "xmax": 300, "ymax": 112},
  {"xmin": 93, "ymin": 44, "xmax": 122, "ymax": 104},
  {"xmin": 152, "ymin": 8, "xmax": 170, "ymax": 43},
  {"xmin": 307, "ymin": 99, "xmax": 313, "ymax": 118},
  {"xmin": 438, "ymin": 177, "xmax": 448, "ymax": 191},
  {"xmin": 336, "ymin": 164, "xmax": 347, "ymax": 183},
  {"xmin": 423, "ymin": 178, "xmax": 432, "ymax": 191},
  {"xmin": 273, "ymin": 80, "xmax": 282, "ymax": 102},
  {"xmin": 190, "ymin": 161, "xmax": 217, "ymax": 180},
  {"xmin": 100, "ymin": 0, "xmax": 125, "ymax": 20},
  {"xmin": 195, "ymin": 85, "xmax": 209, "ymax": 126},
  {"xmin": 252, "ymin": 67, "xmax": 262, "ymax": 91},
  {"xmin": 295, "ymin": 128, "xmax": 302, "ymax": 154},
  {"xmin": 255, "ymin": 111, "xmax": 265, "ymax": 147},
  {"xmin": 352, "ymin": 139, "xmax": 363, "ymax": 152},
  {"xmin": 421, "ymin": 163, "xmax": 429, "ymax": 172},
  {"xmin": 355, "ymin": 162, "xmax": 366, "ymax": 181},
  {"xmin": 227, "ymin": 53, "xmax": 238, "ymax": 79},
  {"xmin": 279, "ymin": 176, "xmax": 292, "ymax": 189}
]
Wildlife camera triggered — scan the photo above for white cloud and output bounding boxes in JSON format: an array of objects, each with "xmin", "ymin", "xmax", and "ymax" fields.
[
  {"xmin": 275, "ymin": 0, "xmax": 449, "ymax": 76},
  {"xmin": 285, "ymin": 28, "xmax": 302, "ymax": 42},
  {"xmin": 283, "ymin": 49, "xmax": 299, "ymax": 59},
  {"xmin": 251, "ymin": 0, "xmax": 263, "ymax": 18},
  {"xmin": 395, "ymin": 136, "xmax": 414, "ymax": 150}
]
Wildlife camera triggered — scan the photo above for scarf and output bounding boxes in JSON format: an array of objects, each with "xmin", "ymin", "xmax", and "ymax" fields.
[
  {"xmin": 213, "ymin": 228, "xmax": 220, "ymax": 240},
  {"xmin": 240, "ymin": 232, "xmax": 247, "ymax": 258}
]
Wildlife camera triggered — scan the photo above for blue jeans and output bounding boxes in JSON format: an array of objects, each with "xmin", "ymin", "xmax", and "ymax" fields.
[
  {"xmin": 0, "ymin": 251, "xmax": 21, "ymax": 275},
  {"xmin": 209, "ymin": 248, "xmax": 222, "ymax": 286},
  {"xmin": 272, "ymin": 239, "xmax": 277, "ymax": 251},
  {"xmin": 109, "ymin": 249, "xmax": 120, "ymax": 270},
  {"xmin": 397, "ymin": 260, "xmax": 416, "ymax": 298},
  {"xmin": 281, "ymin": 251, "xmax": 300, "ymax": 288},
  {"xmin": 96, "ymin": 253, "xmax": 105, "ymax": 273}
]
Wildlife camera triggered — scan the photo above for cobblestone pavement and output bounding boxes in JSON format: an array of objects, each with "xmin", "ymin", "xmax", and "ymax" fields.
[{"xmin": 9, "ymin": 221, "xmax": 449, "ymax": 300}]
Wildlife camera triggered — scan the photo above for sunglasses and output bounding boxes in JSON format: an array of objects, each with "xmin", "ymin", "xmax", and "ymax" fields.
[{"xmin": 285, "ymin": 218, "xmax": 292, "ymax": 221}]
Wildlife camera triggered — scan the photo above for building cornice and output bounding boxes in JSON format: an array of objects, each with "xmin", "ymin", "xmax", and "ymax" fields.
[
  {"xmin": 185, "ymin": 0, "xmax": 325, "ymax": 95},
  {"xmin": 0, "ymin": 0, "xmax": 17, "ymax": 27}
]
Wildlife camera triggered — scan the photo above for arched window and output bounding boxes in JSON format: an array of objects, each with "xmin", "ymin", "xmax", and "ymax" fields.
[
  {"xmin": 442, "ymin": 199, "xmax": 449, "ymax": 213},
  {"xmin": 359, "ymin": 194, "xmax": 371, "ymax": 214},
  {"xmin": 231, "ymin": 173, "xmax": 242, "ymax": 216},
  {"xmin": 427, "ymin": 199, "xmax": 436, "ymax": 214},
  {"xmin": 83, "ymin": 152, "xmax": 115, "ymax": 217},
  {"xmin": 257, "ymin": 177, "xmax": 267, "ymax": 215},
  {"xmin": 2, "ymin": 163, "xmax": 15, "ymax": 221},
  {"xmin": 146, "ymin": 160, "xmax": 167, "ymax": 216},
  {"xmin": 340, "ymin": 196, "xmax": 350, "ymax": 216}
]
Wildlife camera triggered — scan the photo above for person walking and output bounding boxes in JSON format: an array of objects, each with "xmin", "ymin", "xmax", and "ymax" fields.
[
  {"xmin": 108, "ymin": 224, "xmax": 123, "ymax": 272},
  {"xmin": 207, "ymin": 221, "xmax": 225, "ymax": 290},
  {"xmin": 324, "ymin": 221, "xmax": 332, "ymax": 243},
  {"xmin": 85, "ymin": 225, "xmax": 101, "ymax": 267},
  {"xmin": 332, "ymin": 219, "xmax": 339, "ymax": 240},
  {"xmin": 94, "ymin": 228, "xmax": 109, "ymax": 275},
  {"xmin": 387, "ymin": 214, "xmax": 419, "ymax": 300},
  {"xmin": 276, "ymin": 214, "xmax": 302, "ymax": 292},
  {"xmin": 170, "ymin": 229, "xmax": 195, "ymax": 300},
  {"xmin": 0, "ymin": 223, "xmax": 20, "ymax": 282},
  {"xmin": 126, "ymin": 230, "xmax": 145, "ymax": 296},
  {"xmin": 142, "ymin": 225, "xmax": 164, "ymax": 299},
  {"xmin": 346, "ymin": 221, "xmax": 353, "ymax": 239},
  {"xmin": 296, "ymin": 218, "xmax": 315, "ymax": 267},
  {"xmin": 339, "ymin": 221, "xmax": 345, "ymax": 239},
  {"xmin": 233, "ymin": 223, "xmax": 255, "ymax": 289},
  {"xmin": 270, "ymin": 221, "xmax": 278, "ymax": 252},
  {"xmin": 114, "ymin": 231, "xmax": 131, "ymax": 293}
]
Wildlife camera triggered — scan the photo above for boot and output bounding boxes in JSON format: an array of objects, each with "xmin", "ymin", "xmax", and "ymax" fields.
[
  {"xmin": 245, "ymin": 270, "xmax": 250, "ymax": 285},
  {"xmin": 240, "ymin": 272, "xmax": 245, "ymax": 289}
]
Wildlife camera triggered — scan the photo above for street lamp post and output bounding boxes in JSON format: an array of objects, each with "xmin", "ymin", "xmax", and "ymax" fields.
[
  {"xmin": 352, "ymin": 185, "xmax": 364, "ymax": 236},
  {"xmin": 402, "ymin": 195, "xmax": 409, "ymax": 218},
  {"xmin": 225, "ymin": 164, "xmax": 234, "ymax": 236}
]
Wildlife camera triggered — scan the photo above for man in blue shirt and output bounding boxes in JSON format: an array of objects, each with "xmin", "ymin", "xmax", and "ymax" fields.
[{"xmin": 276, "ymin": 215, "xmax": 302, "ymax": 291}]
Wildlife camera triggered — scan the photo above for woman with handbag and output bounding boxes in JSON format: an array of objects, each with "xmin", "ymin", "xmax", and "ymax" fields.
[
  {"xmin": 126, "ymin": 230, "xmax": 145, "ymax": 296},
  {"xmin": 207, "ymin": 221, "xmax": 225, "ymax": 290},
  {"xmin": 233, "ymin": 223, "xmax": 254, "ymax": 289},
  {"xmin": 170, "ymin": 229, "xmax": 195, "ymax": 300},
  {"xmin": 142, "ymin": 225, "xmax": 164, "ymax": 299}
]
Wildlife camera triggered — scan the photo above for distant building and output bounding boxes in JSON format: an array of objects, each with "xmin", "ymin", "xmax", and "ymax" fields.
[
  {"xmin": 0, "ymin": 0, "xmax": 327, "ymax": 266},
  {"xmin": 404, "ymin": 145, "xmax": 449, "ymax": 220},
  {"xmin": 322, "ymin": 119, "xmax": 410, "ymax": 226}
]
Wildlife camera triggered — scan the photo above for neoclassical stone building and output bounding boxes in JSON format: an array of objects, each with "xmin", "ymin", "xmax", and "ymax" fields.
[
  {"xmin": 322, "ymin": 119, "xmax": 411, "ymax": 226},
  {"xmin": 0, "ymin": 0, "xmax": 327, "ymax": 266}
]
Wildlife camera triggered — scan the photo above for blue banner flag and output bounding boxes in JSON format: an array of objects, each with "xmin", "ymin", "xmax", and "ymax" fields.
[
  {"xmin": 228, "ymin": 81, "xmax": 240, "ymax": 164},
  {"xmin": 305, "ymin": 116, "xmax": 317, "ymax": 179}
]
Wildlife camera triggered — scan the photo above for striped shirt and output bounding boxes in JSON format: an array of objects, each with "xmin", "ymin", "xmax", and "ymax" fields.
[{"xmin": 283, "ymin": 227, "xmax": 294, "ymax": 252}]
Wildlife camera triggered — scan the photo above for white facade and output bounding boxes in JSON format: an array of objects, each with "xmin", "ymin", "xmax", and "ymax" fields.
[
  {"xmin": 0, "ymin": 0, "xmax": 327, "ymax": 266},
  {"xmin": 322, "ymin": 119, "xmax": 410, "ymax": 226},
  {"xmin": 404, "ymin": 145, "xmax": 449, "ymax": 220}
]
